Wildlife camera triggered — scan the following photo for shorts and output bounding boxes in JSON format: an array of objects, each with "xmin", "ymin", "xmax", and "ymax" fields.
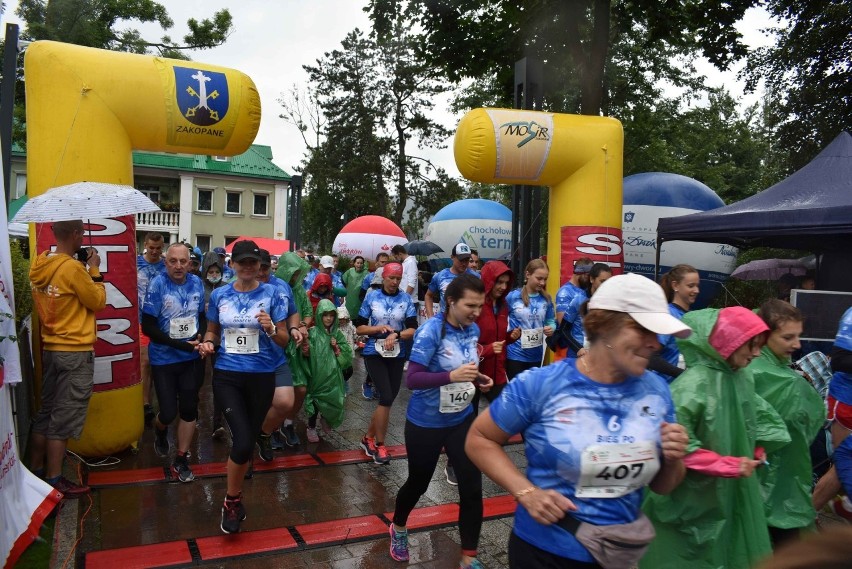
[
  {"xmin": 275, "ymin": 364, "xmax": 293, "ymax": 388},
  {"xmin": 32, "ymin": 351, "xmax": 95, "ymax": 440},
  {"xmin": 828, "ymin": 396, "xmax": 852, "ymax": 430}
]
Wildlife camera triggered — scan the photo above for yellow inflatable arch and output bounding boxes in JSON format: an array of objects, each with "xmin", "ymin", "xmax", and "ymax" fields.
[
  {"xmin": 454, "ymin": 108, "xmax": 624, "ymax": 295},
  {"xmin": 25, "ymin": 41, "xmax": 260, "ymax": 455}
]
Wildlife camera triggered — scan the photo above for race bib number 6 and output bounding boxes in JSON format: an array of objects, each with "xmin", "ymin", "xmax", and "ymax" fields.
[{"xmin": 575, "ymin": 441, "xmax": 660, "ymax": 498}]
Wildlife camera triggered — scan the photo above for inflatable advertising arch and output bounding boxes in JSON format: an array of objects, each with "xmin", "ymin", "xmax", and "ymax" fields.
[
  {"xmin": 25, "ymin": 41, "xmax": 260, "ymax": 455},
  {"xmin": 454, "ymin": 108, "xmax": 624, "ymax": 295}
]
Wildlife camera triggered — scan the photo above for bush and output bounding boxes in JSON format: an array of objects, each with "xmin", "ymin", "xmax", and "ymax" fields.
[{"xmin": 10, "ymin": 240, "xmax": 32, "ymax": 324}]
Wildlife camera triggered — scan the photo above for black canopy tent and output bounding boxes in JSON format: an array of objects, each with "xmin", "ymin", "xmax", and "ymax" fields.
[{"xmin": 655, "ymin": 131, "xmax": 852, "ymax": 285}]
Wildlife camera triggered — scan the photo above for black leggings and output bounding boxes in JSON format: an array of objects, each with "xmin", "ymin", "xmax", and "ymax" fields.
[
  {"xmin": 506, "ymin": 359, "xmax": 539, "ymax": 381},
  {"xmin": 364, "ymin": 357, "xmax": 405, "ymax": 407},
  {"xmin": 213, "ymin": 369, "xmax": 275, "ymax": 465},
  {"xmin": 471, "ymin": 382, "xmax": 506, "ymax": 415},
  {"xmin": 393, "ymin": 415, "xmax": 483, "ymax": 551},
  {"xmin": 152, "ymin": 359, "xmax": 204, "ymax": 424},
  {"xmin": 508, "ymin": 532, "xmax": 602, "ymax": 568}
]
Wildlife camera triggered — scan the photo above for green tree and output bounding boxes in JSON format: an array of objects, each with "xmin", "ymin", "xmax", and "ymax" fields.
[
  {"xmin": 368, "ymin": 0, "xmax": 758, "ymax": 116},
  {"xmin": 745, "ymin": 0, "xmax": 851, "ymax": 172},
  {"xmin": 16, "ymin": 0, "xmax": 232, "ymax": 58}
]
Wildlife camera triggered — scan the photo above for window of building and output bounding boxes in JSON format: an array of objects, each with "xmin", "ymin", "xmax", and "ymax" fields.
[
  {"xmin": 197, "ymin": 188, "xmax": 213, "ymax": 212},
  {"xmin": 213, "ymin": 156, "xmax": 229, "ymax": 162},
  {"xmin": 15, "ymin": 174, "xmax": 26, "ymax": 199},
  {"xmin": 226, "ymin": 191, "xmax": 241, "ymax": 214},
  {"xmin": 137, "ymin": 183, "xmax": 160, "ymax": 205},
  {"xmin": 196, "ymin": 235, "xmax": 211, "ymax": 253},
  {"xmin": 253, "ymin": 193, "xmax": 269, "ymax": 216},
  {"xmin": 225, "ymin": 236, "xmax": 238, "ymax": 246}
]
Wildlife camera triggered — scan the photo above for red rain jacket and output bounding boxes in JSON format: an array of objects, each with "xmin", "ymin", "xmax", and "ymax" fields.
[{"xmin": 476, "ymin": 261, "xmax": 516, "ymax": 386}]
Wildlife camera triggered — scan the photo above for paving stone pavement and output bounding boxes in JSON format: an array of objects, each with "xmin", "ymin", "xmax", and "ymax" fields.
[{"xmin": 69, "ymin": 371, "xmax": 526, "ymax": 568}]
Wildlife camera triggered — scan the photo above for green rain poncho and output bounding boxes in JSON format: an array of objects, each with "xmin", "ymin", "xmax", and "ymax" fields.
[
  {"xmin": 275, "ymin": 252, "xmax": 313, "ymax": 388},
  {"xmin": 342, "ymin": 265, "xmax": 369, "ymax": 320},
  {"xmin": 751, "ymin": 345, "xmax": 825, "ymax": 530},
  {"xmin": 303, "ymin": 299, "xmax": 353, "ymax": 428},
  {"xmin": 641, "ymin": 308, "xmax": 790, "ymax": 569}
]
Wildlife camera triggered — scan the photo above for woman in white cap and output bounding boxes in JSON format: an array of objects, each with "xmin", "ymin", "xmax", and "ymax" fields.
[{"xmin": 465, "ymin": 273, "xmax": 691, "ymax": 568}]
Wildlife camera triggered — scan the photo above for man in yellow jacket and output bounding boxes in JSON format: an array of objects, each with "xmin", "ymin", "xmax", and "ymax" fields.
[{"xmin": 28, "ymin": 219, "xmax": 106, "ymax": 497}]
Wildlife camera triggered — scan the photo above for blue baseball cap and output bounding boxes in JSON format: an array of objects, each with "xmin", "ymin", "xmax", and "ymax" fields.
[{"xmin": 213, "ymin": 246, "xmax": 227, "ymax": 255}]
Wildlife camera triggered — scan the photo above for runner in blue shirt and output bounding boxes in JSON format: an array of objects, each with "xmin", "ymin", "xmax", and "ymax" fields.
[
  {"xmin": 424, "ymin": 243, "xmax": 479, "ymax": 317},
  {"xmin": 465, "ymin": 273, "xmax": 691, "ymax": 568},
  {"xmin": 389, "ymin": 273, "xmax": 493, "ymax": 568},
  {"xmin": 198, "ymin": 240, "xmax": 292, "ymax": 534},
  {"xmin": 355, "ymin": 262, "xmax": 418, "ymax": 465},
  {"xmin": 560, "ymin": 263, "xmax": 613, "ymax": 361},
  {"xmin": 359, "ymin": 251, "xmax": 390, "ymax": 399},
  {"xmin": 213, "ymin": 247, "xmax": 234, "ymax": 281},
  {"xmin": 255, "ymin": 250, "xmax": 302, "ymax": 462},
  {"xmin": 137, "ymin": 232, "xmax": 166, "ymax": 425},
  {"xmin": 142, "ymin": 243, "xmax": 205, "ymax": 483},
  {"xmin": 654, "ymin": 264, "xmax": 700, "ymax": 383},
  {"xmin": 505, "ymin": 259, "xmax": 556, "ymax": 379},
  {"xmin": 551, "ymin": 258, "xmax": 592, "ymax": 359}
]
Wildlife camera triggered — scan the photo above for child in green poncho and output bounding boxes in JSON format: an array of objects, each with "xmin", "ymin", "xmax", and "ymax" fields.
[{"xmin": 301, "ymin": 298, "xmax": 353, "ymax": 443}]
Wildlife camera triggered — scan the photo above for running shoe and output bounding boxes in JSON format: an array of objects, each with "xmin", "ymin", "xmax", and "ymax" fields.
[
  {"xmin": 306, "ymin": 427, "xmax": 320, "ymax": 443},
  {"xmin": 445, "ymin": 465, "xmax": 458, "ymax": 486},
  {"xmin": 460, "ymin": 559, "xmax": 485, "ymax": 569},
  {"xmin": 50, "ymin": 476, "xmax": 90, "ymax": 498},
  {"xmin": 374, "ymin": 443, "xmax": 391, "ymax": 465},
  {"xmin": 389, "ymin": 524, "xmax": 409, "ymax": 561},
  {"xmin": 154, "ymin": 426, "xmax": 170, "ymax": 457},
  {"xmin": 279, "ymin": 423, "xmax": 300, "ymax": 447},
  {"xmin": 256, "ymin": 433, "xmax": 274, "ymax": 462},
  {"xmin": 220, "ymin": 496, "xmax": 247, "ymax": 534},
  {"xmin": 270, "ymin": 430, "xmax": 285, "ymax": 450},
  {"xmin": 171, "ymin": 452, "xmax": 195, "ymax": 483},
  {"xmin": 362, "ymin": 382, "xmax": 373, "ymax": 400},
  {"xmin": 360, "ymin": 435, "xmax": 377, "ymax": 458}
]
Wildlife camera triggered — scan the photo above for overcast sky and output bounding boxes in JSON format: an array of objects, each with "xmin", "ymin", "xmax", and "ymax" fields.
[{"xmin": 2, "ymin": 1, "xmax": 775, "ymax": 179}]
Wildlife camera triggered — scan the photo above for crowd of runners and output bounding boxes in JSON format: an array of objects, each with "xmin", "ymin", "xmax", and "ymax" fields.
[{"xmin": 31, "ymin": 227, "xmax": 852, "ymax": 568}]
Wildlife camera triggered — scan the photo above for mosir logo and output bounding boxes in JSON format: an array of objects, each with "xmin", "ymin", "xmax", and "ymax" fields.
[{"xmin": 560, "ymin": 226, "xmax": 624, "ymax": 283}]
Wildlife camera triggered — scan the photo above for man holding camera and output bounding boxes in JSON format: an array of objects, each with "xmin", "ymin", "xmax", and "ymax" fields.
[{"xmin": 29, "ymin": 220, "xmax": 106, "ymax": 497}]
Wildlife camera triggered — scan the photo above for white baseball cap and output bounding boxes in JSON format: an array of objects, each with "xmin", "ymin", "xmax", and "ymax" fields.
[
  {"xmin": 320, "ymin": 255, "xmax": 334, "ymax": 268},
  {"xmin": 588, "ymin": 273, "xmax": 692, "ymax": 338}
]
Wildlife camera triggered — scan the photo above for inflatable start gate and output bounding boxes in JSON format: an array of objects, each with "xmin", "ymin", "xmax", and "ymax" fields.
[
  {"xmin": 454, "ymin": 109, "xmax": 624, "ymax": 294},
  {"xmin": 25, "ymin": 41, "xmax": 260, "ymax": 455}
]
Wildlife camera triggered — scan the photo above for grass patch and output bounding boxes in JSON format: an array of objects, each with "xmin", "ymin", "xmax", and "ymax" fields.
[{"xmin": 14, "ymin": 515, "xmax": 55, "ymax": 569}]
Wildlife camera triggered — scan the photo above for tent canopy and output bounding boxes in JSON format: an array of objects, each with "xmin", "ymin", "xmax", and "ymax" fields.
[
  {"xmin": 225, "ymin": 236, "xmax": 291, "ymax": 256},
  {"xmin": 657, "ymin": 131, "xmax": 852, "ymax": 251}
]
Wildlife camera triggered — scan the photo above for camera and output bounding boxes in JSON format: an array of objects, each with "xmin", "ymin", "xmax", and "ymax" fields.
[
  {"xmin": 74, "ymin": 247, "xmax": 92, "ymax": 265},
  {"xmin": 306, "ymin": 254, "xmax": 316, "ymax": 263}
]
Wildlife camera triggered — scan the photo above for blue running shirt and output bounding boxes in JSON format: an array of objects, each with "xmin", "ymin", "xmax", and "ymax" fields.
[
  {"xmin": 555, "ymin": 282, "xmax": 586, "ymax": 315},
  {"xmin": 427, "ymin": 268, "xmax": 479, "ymax": 314},
  {"xmin": 655, "ymin": 303, "xmax": 687, "ymax": 383},
  {"xmin": 358, "ymin": 288, "xmax": 417, "ymax": 359},
  {"xmin": 506, "ymin": 290, "xmax": 556, "ymax": 362},
  {"xmin": 137, "ymin": 255, "xmax": 165, "ymax": 319},
  {"xmin": 830, "ymin": 307, "xmax": 852, "ymax": 404},
  {"xmin": 206, "ymin": 282, "xmax": 289, "ymax": 372},
  {"xmin": 143, "ymin": 273, "xmax": 205, "ymax": 366},
  {"xmin": 264, "ymin": 275, "xmax": 298, "ymax": 367},
  {"xmin": 489, "ymin": 360, "xmax": 675, "ymax": 561},
  {"xmin": 407, "ymin": 316, "xmax": 480, "ymax": 428}
]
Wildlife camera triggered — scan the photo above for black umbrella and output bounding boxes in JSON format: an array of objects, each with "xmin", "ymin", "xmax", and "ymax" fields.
[{"xmin": 404, "ymin": 240, "xmax": 443, "ymax": 256}]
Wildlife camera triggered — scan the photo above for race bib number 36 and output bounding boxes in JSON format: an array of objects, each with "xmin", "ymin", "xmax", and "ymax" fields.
[
  {"xmin": 169, "ymin": 316, "xmax": 197, "ymax": 340},
  {"xmin": 575, "ymin": 441, "xmax": 660, "ymax": 498},
  {"xmin": 224, "ymin": 327, "xmax": 260, "ymax": 354}
]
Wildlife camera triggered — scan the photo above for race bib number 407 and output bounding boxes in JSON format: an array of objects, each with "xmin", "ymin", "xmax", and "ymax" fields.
[{"xmin": 575, "ymin": 441, "xmax": 660, "ymax": 498}]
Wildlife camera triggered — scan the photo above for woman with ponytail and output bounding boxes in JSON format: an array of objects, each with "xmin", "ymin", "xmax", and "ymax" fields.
[
  {"xmin": 505, "ymin": 259, "xmax": 556, "ymax": 380},
  {"xmin": 655, "ymin": 264, "xmax": 700, "ymax": 382}
]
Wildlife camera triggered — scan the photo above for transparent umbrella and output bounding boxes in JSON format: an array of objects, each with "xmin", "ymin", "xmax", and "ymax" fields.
[{"xmin": 12, "ymin": 181, "xmax": 160, "ymax": 223}]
